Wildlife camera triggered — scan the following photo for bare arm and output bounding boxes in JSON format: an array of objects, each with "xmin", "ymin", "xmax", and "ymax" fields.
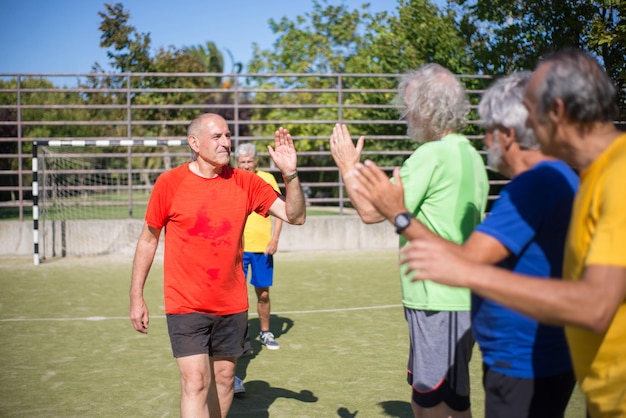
[
  {"xmin": 400, "ymin": 233, "xmax": 626, "ymax": 333},
  {"xmin": 353, "ymin": 157, "xmax": 625, "ymax": 331},
  {"xmin": 329, "ymin": 124, "xmax": 385, "ymax": 223},
  {"xmin": 265, "ymin": 217, "xmax": 283, "ymax": 255},
  {"xmin": 267, "ymin": 127, "xmax": 306, "ymax": 225},
  {"xmin": 129, "ymin": 222, "xmax": 161, "ymax": 334},
  {"xmin": 352, "ymin": 160, "xmax": 511, "ymax": 264}
]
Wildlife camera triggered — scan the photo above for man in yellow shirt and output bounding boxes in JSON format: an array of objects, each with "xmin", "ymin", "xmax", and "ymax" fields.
[
  {"xmin": 237, "ymin": 143, "xmax": 283, "ymax": 350},
  {"xmin": 350, "ymin": 48, "xmax": 626, "ymax": 417},
  {"xmin": 233, "ymin": 143, "xmax": 285, "ymax": 394}
]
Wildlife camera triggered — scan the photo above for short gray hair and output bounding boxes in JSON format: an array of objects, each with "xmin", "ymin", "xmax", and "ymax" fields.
[
  {"xmin": 535, "ymin": 48, "xmax": 618, "ymax": 124},
  {"xmin": 236, "ymin": 142, "xmax": 257, "ymax": 159},
  {"xmin": 479, "ymin": 72, "xmax": 538, "ymax": 150}
]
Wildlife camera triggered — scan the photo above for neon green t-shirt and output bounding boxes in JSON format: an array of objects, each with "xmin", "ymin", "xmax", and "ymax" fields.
[
  {"xmin": 243, "ymin": 170, "xmax": 281, "ymax": 253},
  {"xmin": 399, "ymin": 134, "xmax": 489, "ymax": 310},
  {"xmin": 563, "ymin": 133, "xmax": 626, "ymax": 417}
]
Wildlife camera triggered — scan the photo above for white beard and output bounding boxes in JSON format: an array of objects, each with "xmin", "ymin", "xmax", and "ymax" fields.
[{"xmin": 487, "ymin": 132, "xmax": 504, "ymax": 171}]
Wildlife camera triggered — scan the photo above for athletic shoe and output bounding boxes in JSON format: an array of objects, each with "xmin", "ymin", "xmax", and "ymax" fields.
[
  {"xmin": 260, "ymin": 331, "xmax": 280, "ymax": 350},
  {"xmin": 234, "ymin": 376, "xmax": 245, "ymax": 394}
]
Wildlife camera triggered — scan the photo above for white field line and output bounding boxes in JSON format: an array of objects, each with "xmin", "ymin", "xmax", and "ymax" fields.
[{"xmin": 0, "ymin": 304, "xmax": 402, "ymax": 322}]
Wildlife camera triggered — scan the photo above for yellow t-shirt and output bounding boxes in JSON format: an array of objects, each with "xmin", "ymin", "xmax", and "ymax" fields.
[
  {"xmin": 242, "ymin": 170, "xmax": 281, "ymax": 253},
  {"xmin": 564, "ymin": 133, "xmax": 626, "ymax": 417}
]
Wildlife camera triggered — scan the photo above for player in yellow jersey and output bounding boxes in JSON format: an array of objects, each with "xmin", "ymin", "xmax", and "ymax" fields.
[{"xmin": 233, "ymin": 143, "xmax": 285, "ymax": 393}]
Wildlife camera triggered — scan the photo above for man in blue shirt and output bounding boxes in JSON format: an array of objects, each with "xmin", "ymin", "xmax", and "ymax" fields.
[{"xmin": 348, "ymin": 72, "xmax": 578, "ymax": 417}]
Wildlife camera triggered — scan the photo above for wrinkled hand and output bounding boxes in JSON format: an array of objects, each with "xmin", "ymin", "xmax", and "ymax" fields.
[
  {"xmin": 268, "ymin": 127, "xmax": 297, "ymax": 174},
  {"xmin": 265, "ymin": 239, "xmax": 278, "ymax": 256},
  {"xmin": 400, "ymin": 234, "xmax": 470, "ymax": 288},
  {"xmin": 352, "ymin": 160, "xmax": 405, "ymax": 220},
  {"xmin": 329, "ymin": 124, "xmax": 364, "ymax": 173},
  {"xmin": 130, "ymin": 297, "xmax": 150, "ymax": 334}
]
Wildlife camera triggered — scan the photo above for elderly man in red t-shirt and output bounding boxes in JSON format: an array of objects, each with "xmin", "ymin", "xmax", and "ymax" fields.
[{"xmin": 129, "ymin": 113, "xmax": 306, "ymax": 418}]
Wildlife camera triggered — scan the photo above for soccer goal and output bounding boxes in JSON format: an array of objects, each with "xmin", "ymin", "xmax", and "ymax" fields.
[{"xmin": 32, "ymin": 140, "xmax": 191, "ymax": 264}]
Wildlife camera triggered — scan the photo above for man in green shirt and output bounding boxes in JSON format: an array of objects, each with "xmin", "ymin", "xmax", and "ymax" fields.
[{"xmin": 330, "ymin": 63, "xmax": 489, "ymax": 418}]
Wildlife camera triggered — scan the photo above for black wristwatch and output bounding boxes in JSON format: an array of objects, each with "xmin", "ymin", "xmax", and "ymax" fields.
[{"xmin": 394, "ymin": 212, "xmax": 414, "ymax": 234}]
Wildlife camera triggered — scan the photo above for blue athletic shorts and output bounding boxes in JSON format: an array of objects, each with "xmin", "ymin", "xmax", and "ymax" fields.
[{"xmin": 242, "ymin": 252, "xmax": 274, "ymax": 288}]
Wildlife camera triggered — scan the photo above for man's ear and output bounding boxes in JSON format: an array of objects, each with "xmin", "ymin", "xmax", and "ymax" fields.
[
  {"xmin": 188, "ymin": 135, "xmax": 199, "ymax": 152},
  {"xmin": 548, "ymin": 98, "xmax": 566, "ymax": 124},
  {"xmin": 499, "ymin": 127, "xmax": 517, "ymax": 150}
]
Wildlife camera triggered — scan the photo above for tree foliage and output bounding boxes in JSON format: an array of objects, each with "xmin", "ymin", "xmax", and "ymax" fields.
[
  {"xmin": 451, "ymin": 0, "xmax": 626, "ymax": 114},
  {"xmin": 6, "ymin": 0, "xmax": 625, "ymax": 202},
  {"xmin": 246, "ymin": 0, "xmax": 478, "ymax": 172},
  {"xmin": 0, "ymin": 77, "xmax": 94, "ymax": 203},
  {"xmin": 96, "ymin": 2, "xmax": 152, "ymax": 74}
]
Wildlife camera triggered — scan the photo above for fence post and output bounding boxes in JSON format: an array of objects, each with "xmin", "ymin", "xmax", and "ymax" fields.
[
  {"xmin": 127, "ymin": 73, "xmax": 133, "ymax": 219},
  {"xmin": 337, "ymin": 74, "xmax": 345, "ymax": 215},
  {"xmin": 17, "ymin": 76, "xmax": 24, "ymax": 221},
  {"xmin": 32, "ymin": 141, "xmax": 39, "ymax": 265}
]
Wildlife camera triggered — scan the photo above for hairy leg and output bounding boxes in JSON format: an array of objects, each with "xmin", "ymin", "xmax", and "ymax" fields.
[
  {"xmin": 255, "ymin": 286, "xmax": 271, "ymax": 331},
  {"xmin": 209, "ymin": 357, "xmax": 237, "ymax": 417},
  {"xmin": 177, "ymin": 354, "xmax": 211, "ymax": 418}
]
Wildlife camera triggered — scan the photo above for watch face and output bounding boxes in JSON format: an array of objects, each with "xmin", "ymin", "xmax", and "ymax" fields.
[{"xmin": 395, "ymin": 213, "xmax": 412, "ymax": 232}]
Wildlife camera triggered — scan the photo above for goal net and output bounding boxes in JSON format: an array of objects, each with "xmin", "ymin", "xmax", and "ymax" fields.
[{"xmin": 35, "ymin": 141, "xmax": 191, "ymax": 262}]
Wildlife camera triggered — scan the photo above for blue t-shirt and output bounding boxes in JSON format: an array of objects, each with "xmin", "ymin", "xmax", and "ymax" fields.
[{"xmin": 473, "ymin": 160, "xmax": 579, "ymax": 378}]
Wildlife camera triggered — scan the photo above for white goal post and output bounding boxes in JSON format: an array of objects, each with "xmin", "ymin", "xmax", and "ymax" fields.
[{"xmin": 32, "ymin": 139, "xmax": 191, "ymax": 265}]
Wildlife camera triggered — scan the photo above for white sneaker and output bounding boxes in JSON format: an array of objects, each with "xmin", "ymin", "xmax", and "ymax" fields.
[
  {"xmin": 260, "ymin": 331, "xmax": 280, "ymax": 350},
  {"xmin": 234, "ymin": 376, "xmax": 245, "ymax": 394}
]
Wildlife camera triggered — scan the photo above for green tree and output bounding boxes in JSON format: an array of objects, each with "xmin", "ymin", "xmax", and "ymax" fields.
[
  {"xmin": 246, "ymin": 0, "xmax": 481, "ymax": 169},
  {"xmin": 83, "ymin": 2, "xmax": 251, "ymax": 188},
  {"xmin": 0, "ymin": 77, "xmax": 93, "ymax": 209},
  {"xmin": 182, "ymin": 41, "xmax": 250, "ymax": 134},
  {"xmin": 451, "ymin": 0, "xmax": 626, "ymax": 115},
  {"xmin": 184, "ymin": 41, "xmax": 226, "ymax": 88},
  {"xmin": 96, "ymin": 2, "xmax": 152, "ymax": 75}
]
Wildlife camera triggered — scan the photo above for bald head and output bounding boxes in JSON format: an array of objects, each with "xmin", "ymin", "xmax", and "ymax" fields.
[{"xmin": 188, "ymin": 113, "xmax": 228, "ymax": 138}]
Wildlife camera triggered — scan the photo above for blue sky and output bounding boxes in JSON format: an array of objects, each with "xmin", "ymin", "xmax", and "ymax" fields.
[{"xmin": 0, "ymin": 0, "xmax": 398, "ymax": 75}]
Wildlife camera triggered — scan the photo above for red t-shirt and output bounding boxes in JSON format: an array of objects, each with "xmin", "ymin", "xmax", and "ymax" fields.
[{"xmin": 146, "ymin": 163, "xmax": 280, "ymax": 315}]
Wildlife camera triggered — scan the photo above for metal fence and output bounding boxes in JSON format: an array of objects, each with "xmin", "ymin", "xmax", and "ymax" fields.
[{"xmin": 0, "ymin": 71, "xmax": 501, "ymax": 221}]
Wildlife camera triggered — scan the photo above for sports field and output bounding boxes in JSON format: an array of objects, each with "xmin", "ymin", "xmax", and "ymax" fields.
[{"xmin": 0, "ymin": 251, "xmax": 586, "ymax": 417}]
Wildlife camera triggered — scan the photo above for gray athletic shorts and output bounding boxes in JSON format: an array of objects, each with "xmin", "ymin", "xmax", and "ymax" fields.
[{"xmin": 405, "ymin": 308, "xmax": 474, "ymax": 411}]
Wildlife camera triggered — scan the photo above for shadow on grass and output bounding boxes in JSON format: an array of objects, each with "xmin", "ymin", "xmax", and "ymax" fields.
[
  {"xmin": 337, "ymin": 406, "xmax": 359, "ymax": 417},
  {"xmin": 229, "ymin": 381, "xmax": 318, "ymax": 417},
  {"xmin": 336, "ymin": 401, "xmax": 413, "ymax": 417},
  {"xmin": 236, "ymin": 314, "xmax": 294, "ymax": 380},
  {"xmin": 378, "ymin": 400, "xmax": 413, "ymax": 417},
  {"xmin": 231, "ymin": 314, "xmax": 315, "ymax": 416}
]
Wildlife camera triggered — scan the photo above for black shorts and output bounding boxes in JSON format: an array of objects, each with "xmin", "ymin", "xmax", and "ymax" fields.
[
  {"xmin": 166, "ymin": 311, "xmax": 248, "ymax": 358},
  {"xmin": 483, "ymin": 363, "xmax": 576, "ymax": 418}
]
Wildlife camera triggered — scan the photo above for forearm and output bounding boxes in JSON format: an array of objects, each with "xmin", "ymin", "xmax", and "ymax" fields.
[
  {"xmin": 266, "ymin": 218, "xmax": 283, "ymax": 254},
  {"xmin": 130, "ymin": 246, "xmax": 156, "ymax": 299},
  {"xmin": 401, "ymin": 219, "xmax": 508, "ymax": 267},
  {"xmin": 399, "ymin": 217, "xmax": 432, "ymax": 240},
  {"xmin": 130, "ymin": 228, "xmax": 159, "ymax": 299},
  {"xmin": 461, "ymin": 262, "xmax": 612, "ymax": 332},
  {"xmin": 272, "ymin": 218, "xmax": 283, "ymax": 241},
  {"xmin": 282, "ymin": 173, "xmax": 306, "ymax": 225},
  {"xmin": 342, "ymin": 170, "xmax": 385, "ymax": 223}
]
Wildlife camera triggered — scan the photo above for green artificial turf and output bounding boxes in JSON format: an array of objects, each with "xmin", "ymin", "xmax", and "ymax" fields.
[{"xmin": 0, "ymin": 252, "xmax": 586, "ymax": 417}]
